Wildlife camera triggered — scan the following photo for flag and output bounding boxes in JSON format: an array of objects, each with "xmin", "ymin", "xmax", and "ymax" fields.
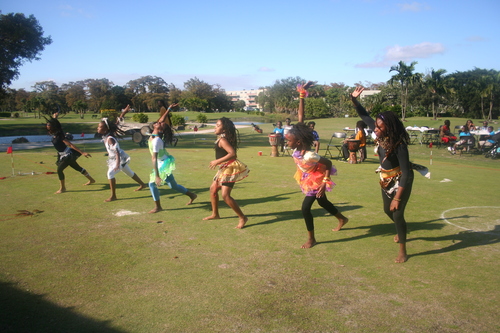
[
  {"xmin": 81, "ymin": 132, "xmax": 85, "ymax": 137},
  {"xmin": 6, "ymin": 146, "xmax": 13, "ymax": 154}
]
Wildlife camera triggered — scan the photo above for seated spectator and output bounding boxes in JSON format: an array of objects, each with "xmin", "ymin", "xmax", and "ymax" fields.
[
  {"xmin": 307, "ymin": 121, "xmax": 320, "ymax": 153},
  {"xmin": 479, "ymin": 126, "xmax": 496, "ymax": 150},
  {"xmin": 342, "ymin": 121, "xmax": 367, "ymax": 161},
  {"xmin": 273, "ymin": 121, "xmax": 285, "ymax": 152},
  {"xmin": 440, "ymin": 120, "xmax": 457, "ymax": 144},
  {"xmin": 449, "ymin": 121, "xmax": 474, "ymax": 154}
]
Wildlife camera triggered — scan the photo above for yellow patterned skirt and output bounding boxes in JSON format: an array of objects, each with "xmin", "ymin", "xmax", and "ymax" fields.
[{"xmin": 213, "ymin": 159, "xmax": 249, "ymax": 185}]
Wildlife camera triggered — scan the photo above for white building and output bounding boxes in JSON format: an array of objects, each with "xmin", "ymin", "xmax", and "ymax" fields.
[
  {"xmin": 225, "ymin": 89, "xmax": 265, "ymax": 111},
  {"xmin": 360, "ymin": 90, "xmax": 381, "ymax": 98}
]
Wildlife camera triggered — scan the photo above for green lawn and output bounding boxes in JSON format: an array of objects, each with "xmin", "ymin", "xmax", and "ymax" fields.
[{"xmin": 0, "ymin": 117, "xmax": 499, "ymax": 332}]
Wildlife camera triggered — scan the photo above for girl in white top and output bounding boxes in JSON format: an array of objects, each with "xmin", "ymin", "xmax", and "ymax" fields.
[{"xmin": 96, "ymin": 105, "xmax": 146, "ymax": 202}]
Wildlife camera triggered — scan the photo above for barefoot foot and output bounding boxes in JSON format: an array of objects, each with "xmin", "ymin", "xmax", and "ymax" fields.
[
  {"xmin": 333, "ymin": 217, "xmax": 349, "ymax": 231},
  {"xmin": 55, "ymin": 189, "xmax": 66, "ymax": 194},
  {"xmin": 186, "ymin": 193, "xmax": 197, "ymax": 205},
  {"xmin": 203, "ymin": 215, "xmax": 220, "ymax": 221},
  {"xmin": 83, "ymin": 179, "xmax": 95, "ymax": 186},
  {"xmin": 134, "ymin": 184, "xmax": 145, "ymax": 191},
  {"xmin": 104, "ymin": 196, "xmax": 117, "ymax": 202},
  {"xmin": 301, "ymin": 239, "xmax": 317, "ymax": 249},
  {"xmin": 235, "ymin": 216, "xmax": 248, "ymax": 229},
  {"xmin": 395, "ymin": 253, "xmax": 408, "ymax": 263},
  {"xmin": 149, "ymin": 207, "xmax": 163, "ymax": 214}
]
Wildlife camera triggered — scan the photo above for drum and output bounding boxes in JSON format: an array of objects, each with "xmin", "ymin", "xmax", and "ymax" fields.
[
  {"xmin": 268, "ymin": 134, "xmax": 280, "ymax": 146},
  {"xmin": 140, "ymin": 126, "xmax": 151, "ymax": 136},
  {"xmin": 347, "ymin": 139, "xmax": 361, "ymax": 152},
  {"xmin": 132, "ymin": 131, "xmax": 144, "ymax": 143},
  {"xmin": 347, "ymin": 139, "xmax": 361, "ymax": 164},
  {"xmin": 268, "ymin": 134, "xmax": 280, "ymax": 157}
]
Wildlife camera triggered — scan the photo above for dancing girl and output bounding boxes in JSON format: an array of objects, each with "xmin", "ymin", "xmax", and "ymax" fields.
[
  {"xmin": 351, "ymin": 86, "xmax": 415, "ymax": 263},
  {"xmin": 45, "ymin": 116, "xmax": 95, "ymax": 193},
  {"xmin": 148, "ymin": 103, "xmax": 197, "ymax": 213},
  {"xmin": 287, "ymin": 81, "xmax": 349, "ymax": 248},
  {"xmin": 203, "ymin": 117, "xmax": 250, "ymax": 229},
  {"xmin": 97, "ymin": 105, "xmax": 146, "ymax": 202}
]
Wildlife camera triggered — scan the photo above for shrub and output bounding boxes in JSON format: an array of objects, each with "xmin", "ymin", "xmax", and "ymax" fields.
[
  {"xmin": 170, "ymin": 114, "xmax": 186, "ymax": 127},
  {"xmin": 132, "ymin": 113, "xmax": 149, "ymax": 123},
  {"xmin": 196, "ymin": 113, "xmax": 208, "ymax": 124},
  {"xmin": 12, "ymin": 137, "xmax": 29, "ymax": 143},
  {"xmin": 0, "ymin": 112, "xmax": 11, "ymax": 117}
]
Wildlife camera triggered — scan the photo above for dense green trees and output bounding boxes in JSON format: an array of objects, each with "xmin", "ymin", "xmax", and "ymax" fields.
[{"xmin": 0, "ymin": 13, "xmax": 52, "ymax": 95}]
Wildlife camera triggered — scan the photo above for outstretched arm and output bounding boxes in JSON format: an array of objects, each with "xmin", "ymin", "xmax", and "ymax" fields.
[
  {"xmin": 157, "ymin": 103, "xmax": 178, "ymax": 126},
  {"xmin": 297, "ymin": 81, "xmax": 314, "ymax": 123},
  {"xmin": 350, "ymin": 86, "xmax": 375, "ymax": 130},
  {"xmin": 117, "ymin": 104, "xmax": 131, "ymax": 123}
]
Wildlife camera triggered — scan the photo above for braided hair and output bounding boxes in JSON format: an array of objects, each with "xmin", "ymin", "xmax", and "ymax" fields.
[
  {"xmin": 44, "ymin": 116, "xmax": 64, "ymax": 135},
  {"xmin": 219, "ymin": 117, "xmax": 239, "ymax": 150},
  {"xmin": 376, "ymin": 111, "xmax": 409, "ymax": 157},
  {"xmin": 289, "ymin": 122, "xmax": 314, "ymax": 150},
  {"xmin": 100, "ymin": 118, "xmax": 126, "ymax": 138}
]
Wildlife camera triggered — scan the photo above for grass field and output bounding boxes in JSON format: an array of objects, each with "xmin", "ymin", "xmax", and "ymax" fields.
[{"xmin": 0, "ymin": 116, "xmax": 499, "ymax": 332}]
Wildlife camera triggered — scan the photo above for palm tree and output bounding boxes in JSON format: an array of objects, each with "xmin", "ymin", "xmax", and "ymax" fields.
[
  {"xmin": 389, "ymin": 61, "xmax": 422, "ymax": 120},
  {"xmin": 425, "ymin": 68, "xmax": 448, "ymax": 120}
]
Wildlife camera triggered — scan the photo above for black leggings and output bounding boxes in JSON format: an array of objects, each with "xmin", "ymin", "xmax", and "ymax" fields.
[
  {"xmin": 57, "ymin": 155, "xmax": 86, "ymax": 181},
  {"xmin": 302, "ymin": 194, "xmax": 339, "ymax": 231},
  {"xmin": 381, "ymin": 171, "xmax": 414, "ymax": 243}
]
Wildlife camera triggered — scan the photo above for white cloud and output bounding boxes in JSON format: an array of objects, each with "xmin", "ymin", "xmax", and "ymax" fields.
[
  {"xmin": 258, "ymin": 67, "xmax": 275, "ymax": 72},
  {"xmin": 355, "ymin": 42, "xmax": 445, "ymax": 68},
  {"xmin": 397, "ymin": 2, "xmax": 430, "ymax": 12}
]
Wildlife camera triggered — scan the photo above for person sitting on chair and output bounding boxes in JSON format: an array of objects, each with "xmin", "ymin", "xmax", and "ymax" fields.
[
  {"xmin": 440, "ymin": 120, "xmax": 457, "ymax": 145},
  {"xmin": 307, "ymin": 121, "xmax": 320, "ymax": 153},
  {"xmin": 341, "ymin": 120, "xmax": 367, "ymax": 161},
  {"xmin": 449, "ymin": 121, "xmax": 474, "ymax": 154},
  {"xmin": 479, "ymin": 126, "xmax": 496, "ymax": 150},
  {"xmin": 273, "ymin": 121, "xmax": 285, "ymax": 152}
]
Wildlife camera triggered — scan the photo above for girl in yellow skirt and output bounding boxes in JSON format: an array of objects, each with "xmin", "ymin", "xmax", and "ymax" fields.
[{"xmin": 203, "ymin": 117, "xmax": 249, "ymax": 228}]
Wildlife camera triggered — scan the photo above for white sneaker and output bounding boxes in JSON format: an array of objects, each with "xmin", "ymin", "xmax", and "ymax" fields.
[{"xmin": 447, "ymin": 147, "xmax": 452, "ymax": 151}]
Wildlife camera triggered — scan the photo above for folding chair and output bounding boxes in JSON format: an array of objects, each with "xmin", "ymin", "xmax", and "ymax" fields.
[
  {"xmin": 457, "ymin": 136, "xmax": 476, "ymax": 156},
  {"xmin": 324, "ymin": 132, "xmax": 346, "ymax": 160}
]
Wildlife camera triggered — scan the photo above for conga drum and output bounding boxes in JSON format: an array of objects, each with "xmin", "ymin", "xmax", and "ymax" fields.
[
  {"xmin": 347, "ymin": 139, "xmax": 361, "ymax": 164},
  {"xmin": 268, "ymin": 134, "xmax": 280, "ymax": 157}
]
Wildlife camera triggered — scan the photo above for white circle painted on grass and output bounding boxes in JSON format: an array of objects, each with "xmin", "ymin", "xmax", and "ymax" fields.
[{"xmin": 440, "ymin": 206, "xmax": 500, "ymax": 234}]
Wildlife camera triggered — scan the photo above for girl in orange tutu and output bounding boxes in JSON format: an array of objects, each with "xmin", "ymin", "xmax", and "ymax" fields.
[
  {"xmin": 203, "ymin": 117, "xmax": 250, "ymax": 228},
  {"xmin": 287, "ymin": 82, "xmax": 349, "ymax": 248}
]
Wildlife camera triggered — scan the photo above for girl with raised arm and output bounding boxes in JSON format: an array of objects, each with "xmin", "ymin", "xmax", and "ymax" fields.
[
  {"xmin": 96, "ymin": 105, "xmax": 146, "ymax": 202},
  {"xmin": 288, "ymin": 82, "xmax": 349, "ymax": 248},
  {"xmin": 148, "ymin": 103, "xmax": 197, "ymax": 213},
  {"xmin": 45, "ymin": 117, "xmax": 95, "ymax": 193},
  {"xmin": 351, "ymin": 86, "xmax": 413, "ymax": 263}
]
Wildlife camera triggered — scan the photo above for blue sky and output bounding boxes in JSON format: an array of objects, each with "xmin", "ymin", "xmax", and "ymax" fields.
[{"xmin": 4, "ymin": 0, "xmax": 500, "ymax": 91}]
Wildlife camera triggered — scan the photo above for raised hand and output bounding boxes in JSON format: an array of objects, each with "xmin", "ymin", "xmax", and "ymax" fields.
[{"xmin": 351, "ymin": 86, "xmax": 364, "ymax": 99}]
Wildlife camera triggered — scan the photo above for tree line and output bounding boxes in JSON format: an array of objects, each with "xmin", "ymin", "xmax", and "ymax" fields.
[{"xmin": 256, "ymin": 65, "xmax": 500, "ymax": 121}]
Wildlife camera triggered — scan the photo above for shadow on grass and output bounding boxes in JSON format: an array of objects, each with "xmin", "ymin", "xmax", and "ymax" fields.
[
  {"xmin": 0, "ymin": 282, "xmax": 124, "ymax": 333},
  {"xmin": 410, "ymin": 224, "xmax": 500, "ymax": 258}
]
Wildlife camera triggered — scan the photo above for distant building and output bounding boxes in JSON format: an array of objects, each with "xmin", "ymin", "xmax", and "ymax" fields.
[
  {"xmin": 360, "ymin": 90, "xmax": 381, "ymax": 98},
  {"xmin": 226, "ymin": 89, "xmax": 265, "ymax": 111}
]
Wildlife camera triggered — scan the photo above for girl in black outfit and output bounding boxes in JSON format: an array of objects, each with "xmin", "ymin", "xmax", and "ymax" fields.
[
  {"xmin": 46, "ymin": 117, "xmax": 95, "ymax": 193},
  {"xmin": 203, "ymin": 117, "xmax": 249, "ymax": 229},
  {"xmin": 351, "ymin": 86, "xmax": 413, "ymax": 263}
]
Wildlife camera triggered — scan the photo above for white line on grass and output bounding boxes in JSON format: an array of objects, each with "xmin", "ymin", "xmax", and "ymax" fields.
[{"xmin": 440, "ymin": 206, "xmax": 500, "ymax": 233}]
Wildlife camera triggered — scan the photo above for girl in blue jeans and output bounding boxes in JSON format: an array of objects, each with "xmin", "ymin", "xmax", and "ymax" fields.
[{"xmin": 148, "ymin": 102, "xmax": 197, "ymax": 213}]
